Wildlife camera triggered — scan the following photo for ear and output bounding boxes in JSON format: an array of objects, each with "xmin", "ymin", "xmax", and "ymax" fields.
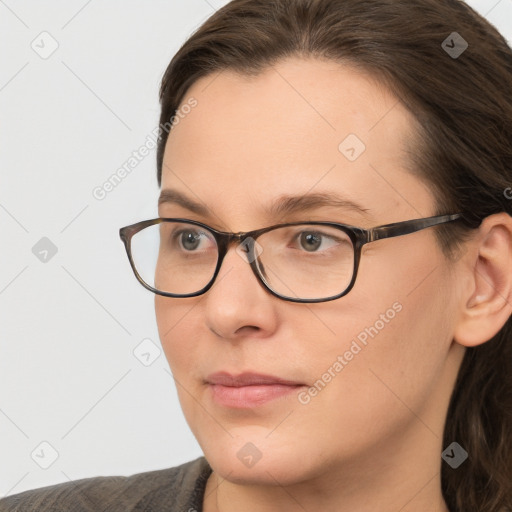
[{"xmin": 453, "ymin": 213, "xmax": 512, "ymax": 347}]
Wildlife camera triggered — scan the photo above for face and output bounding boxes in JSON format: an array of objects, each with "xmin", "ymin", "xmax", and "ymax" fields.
[{"xmin": 155, "ymin": 57, "xmax": 464, "ymax": 487}]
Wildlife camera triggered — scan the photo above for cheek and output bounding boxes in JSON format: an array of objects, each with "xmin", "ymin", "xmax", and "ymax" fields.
[
  {"xmin": 155, "ymin": 295, "xmax": 197, "ymax": 373},
  {"xmin": 303, "ymin": 243, "xmax": 455, "ymax": 424},
  {"xmin": 155, "ymin": 295, "xmax": 208, "ymax": 428}
]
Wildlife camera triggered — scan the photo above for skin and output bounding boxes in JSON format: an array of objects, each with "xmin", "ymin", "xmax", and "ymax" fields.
[{"xmin": 154, "ymin": 57, "xmax": 512, "ymax": 512}]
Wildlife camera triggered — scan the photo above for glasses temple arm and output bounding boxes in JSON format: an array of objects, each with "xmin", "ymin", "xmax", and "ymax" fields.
[{"xmin": 367, "ymin": 213, "xmax": 463, "ymax": 243}]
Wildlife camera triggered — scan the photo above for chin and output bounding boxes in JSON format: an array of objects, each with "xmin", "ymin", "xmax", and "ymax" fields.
[{"xmin": 200, "ymin": 435, "xmax": 319, "ymax": 486}]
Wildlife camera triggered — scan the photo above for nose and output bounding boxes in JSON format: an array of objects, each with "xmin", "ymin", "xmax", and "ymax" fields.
[{"xmin": 202, "ymin": 243, "xmax": 278, "ymax": 340}]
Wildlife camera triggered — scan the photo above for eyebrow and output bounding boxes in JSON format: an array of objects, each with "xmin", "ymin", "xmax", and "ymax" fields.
[{"xmin": 158, "ymin": 188, "xmax": 371, "ymax": 220}]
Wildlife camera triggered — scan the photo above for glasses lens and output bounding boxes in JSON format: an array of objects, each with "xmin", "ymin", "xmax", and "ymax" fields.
[
  {"xmin": 255, "ymin": 224, "xmax": 355, "ymax": 300},
  {"xmin": 130, "ymin": 221, "xmax": 219, "ymax": 295}
]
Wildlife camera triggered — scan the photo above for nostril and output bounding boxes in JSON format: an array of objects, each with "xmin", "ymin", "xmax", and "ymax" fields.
[{"xmin": 235, "ymin": 325, "xmax": 261, "ymax": 335}]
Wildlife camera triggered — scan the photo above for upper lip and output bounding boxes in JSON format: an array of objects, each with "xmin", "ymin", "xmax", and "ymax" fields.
[{"xmin": 206, "ymin": 371, "xmax": 304, "ymax": 387}]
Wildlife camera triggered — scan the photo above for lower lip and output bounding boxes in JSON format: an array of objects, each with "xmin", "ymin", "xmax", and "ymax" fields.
[{"xmin": 208, "ymin": 383, "xmax": 304, "ymax": 408}]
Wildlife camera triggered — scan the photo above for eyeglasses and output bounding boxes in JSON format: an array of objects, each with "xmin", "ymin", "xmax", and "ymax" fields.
[{"xmin": 119, "ymin": 213, "xmax": 464, "ymax": 303}]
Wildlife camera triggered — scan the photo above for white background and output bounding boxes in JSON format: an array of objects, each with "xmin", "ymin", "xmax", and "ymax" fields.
[{"xmin": 1, "ymin": 0, "xmax": 511, "ymax": 496}]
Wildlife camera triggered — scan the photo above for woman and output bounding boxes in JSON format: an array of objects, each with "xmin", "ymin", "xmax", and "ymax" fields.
[{"xmin": 2, "ymin": 0, "xmax": 511, "ymax": 511}]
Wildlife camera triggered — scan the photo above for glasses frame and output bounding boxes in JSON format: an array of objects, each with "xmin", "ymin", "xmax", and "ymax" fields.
[{"xmin": 119, "ymin": 213, "xmax": 464, "ymax": 303}]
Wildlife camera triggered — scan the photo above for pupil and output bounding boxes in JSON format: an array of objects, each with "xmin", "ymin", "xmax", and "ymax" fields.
[{"xmin": 301, "ymin": 232, "xmax": 321, "ymax": 251}]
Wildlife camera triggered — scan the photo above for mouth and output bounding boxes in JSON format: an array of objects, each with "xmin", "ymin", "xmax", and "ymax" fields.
[{"xmin": 205, "ymin": 371, "xmax": 307, "ymax": 408}]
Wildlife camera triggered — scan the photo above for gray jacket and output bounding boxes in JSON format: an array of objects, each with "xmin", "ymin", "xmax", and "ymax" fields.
[{"xmin": 0, "ymin": 457, "xmax": 211, "ymax": 512}]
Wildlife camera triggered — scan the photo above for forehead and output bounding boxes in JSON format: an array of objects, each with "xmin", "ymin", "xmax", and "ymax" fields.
[{"xmin": 161, "ymin": 57, "xmax": 433, "ymax": 228}]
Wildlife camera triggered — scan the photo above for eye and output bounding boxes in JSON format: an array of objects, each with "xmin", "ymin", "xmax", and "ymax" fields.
[
  {"xmin": 174, "ymin": 229, "xmax": 214, "ymax": 252},
  {"xmin": 296, "ymin": 230, "xmax": 343, "ymax": 252}
]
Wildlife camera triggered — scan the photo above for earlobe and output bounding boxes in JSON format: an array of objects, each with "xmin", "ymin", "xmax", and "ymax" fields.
[{"xmin": 454, "ymin": 214, "xmax": 512, "ymax": 348}]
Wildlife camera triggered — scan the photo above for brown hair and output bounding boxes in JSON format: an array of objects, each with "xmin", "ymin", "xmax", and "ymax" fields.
[{"xmin": 156, "ymin": 1, "xmax": 512, "ymax": 510}]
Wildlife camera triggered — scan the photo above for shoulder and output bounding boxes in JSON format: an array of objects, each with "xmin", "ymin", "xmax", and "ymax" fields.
[{"xmin": 0, "ymin": 456, "xmax": 211, "ymax": 512}]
